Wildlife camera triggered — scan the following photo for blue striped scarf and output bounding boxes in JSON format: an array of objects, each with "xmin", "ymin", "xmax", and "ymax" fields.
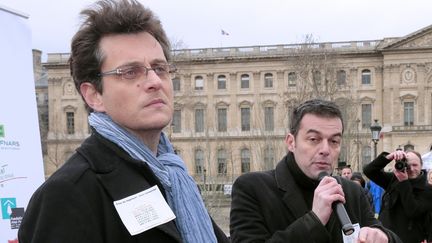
[{"xmin": 89, "ymin": 112, "xmax": 217, "ymax": 243}]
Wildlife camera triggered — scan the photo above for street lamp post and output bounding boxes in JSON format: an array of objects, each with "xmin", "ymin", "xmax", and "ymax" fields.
[
  {"xmin": 370, "ymin": 119, "xmax": 382, "ymax": 159},
  {"xmin": 203, "ymin": 168, "xmax": 207, "ymax": 192}
]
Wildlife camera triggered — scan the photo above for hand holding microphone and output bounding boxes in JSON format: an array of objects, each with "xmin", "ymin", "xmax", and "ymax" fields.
[{"xmin": 313, "ymin": 171, "xmax": 355, "ymax": 236}]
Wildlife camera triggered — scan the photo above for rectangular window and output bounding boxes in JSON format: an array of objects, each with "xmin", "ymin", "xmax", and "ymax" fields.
[
  {"xmin": 173, "ymin": 110, "xmax": 182, "ymax": 133},
  {"xmin": 66, "ymin": 112, "xmax": 75, "ymax": 134},
  {"xmin": 195, "ymin": 150, "xmax": 203, "ymax": 175},
  {"xmin": 362, "ymin": 146, "xmax": 372, "ymax": 166},
  {"xmin": 195, "ymin": 77, "xmax": 204, "ymax": 90},
  {"xmin": 264, "ymin": 107, "xmax": 274, "ymax": 131},
  {"xmin": 241, "ymin": 161, "xmax": 250, "ymax": 173},
  {"xmin": 313, "ymin": 71, "xmax": 321, "ymax": 85},
  {"xmin": 404, "ymin": 102, "xmax": 414, "ymax": 126},
  {"xmin": 217, "ymin": 108, "xmax": 227, "ymax": 132},
  {"xmin": 361, "ymin": 104, "xmax": 372, "ymax": 128},
  {"xmin": 337, "ymin": 70, "xmax": 346, "ymax": 85},
  {"xmin": 241, "ymin": 107, "xmax": 250, "ymax": 131},
  {"xmin": 195, "ymin": 108, "xmax": 204, "ymax": 132},
  {"xmin": 264, "ymin": 147, "xmax": 274, "ymax": 170},
  {"xmin": 172, "ymin": 78, "xmax": 180, "ymax": 91},
  {"xmin": 218, "ymin": 160, "xmax": 227, "ymax": 175},
  {"xmin": 41, "ymin": 113, "xmax": 49, "ymax": 130}
]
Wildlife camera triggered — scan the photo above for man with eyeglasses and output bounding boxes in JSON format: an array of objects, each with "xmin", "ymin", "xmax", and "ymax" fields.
[{"xmin": 18, "ymin": 1, "xmax": 229, "ymax": 243}]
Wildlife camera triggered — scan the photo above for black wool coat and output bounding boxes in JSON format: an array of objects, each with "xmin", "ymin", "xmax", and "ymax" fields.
[
  {"xmin": 230, "ymin": 153, "xmax": 401, "ymax": 243},
  {"xmin": 18, "ymin": 132, "xmax": 229, "ymax": 243},
  {"xmin": 364, "ymin": 152, "xmax": 432, "ymax": 243}
]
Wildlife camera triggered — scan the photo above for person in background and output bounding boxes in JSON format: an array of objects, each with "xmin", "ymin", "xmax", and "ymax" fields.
[
  {"xmin": 367, "ymin": 180, "xmax": 385, "ymax": 217},
  {"xmin": 364, "ymin": 149, "xmax": 432, "ymax": 243},
  {"xmin": 351, "ymin": 172, "xmax": 373, "ymax": 208},
  {"xmin": 341, "ymin": 166, "xmax": 353, "ymax": 180},
  {"xmin": 230, "ymin": 99, "xmax": 401, "ymax": 243},
  {"xmin": 18, "ymin": 1, "xmax": 229, "ymax": 242}
]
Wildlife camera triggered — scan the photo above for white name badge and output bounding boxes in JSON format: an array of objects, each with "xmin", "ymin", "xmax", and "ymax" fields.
[
  {"xmin": 113, "ymin": 185, "xmax": 176, "ymax": 236},
  {"xmin": 342, "ymin": 223, "xmax": 360, "ymax": 243}
]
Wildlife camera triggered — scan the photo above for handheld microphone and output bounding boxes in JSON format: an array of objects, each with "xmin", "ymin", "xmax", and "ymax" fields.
[{"xmin": 318, "ymin": 171, "xmax": 355, "ymax": 236}]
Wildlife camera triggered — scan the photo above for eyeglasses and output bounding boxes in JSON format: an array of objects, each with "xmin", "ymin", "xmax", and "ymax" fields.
[{"xmin": 99, "ymin": 64, "xmax": 177, "ymax": 80}]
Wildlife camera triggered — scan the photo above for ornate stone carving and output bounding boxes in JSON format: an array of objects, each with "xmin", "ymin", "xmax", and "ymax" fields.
[
  {"xmin": 63, "ymin": 81, "xmax": 76, "ymax": 96},
  {"xmin": 401, "ymin": 67, "xmax": 416, "ymax": 84},
  {"xmin": 398, "ymin": 34, "xmax": 432, "ymax": 48}
]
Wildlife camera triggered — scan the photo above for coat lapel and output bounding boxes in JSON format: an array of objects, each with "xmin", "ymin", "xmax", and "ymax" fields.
[
  {"xmin": 274, "ymin": 154, "xmax": 341, "ymax": 235},
  {"xmin": 274, "ymin": 156, "xmax": 309, "ymax": 218},
  {"xmin": 77, "ymin": 134, "xmax": 183, "ymax": 242}
]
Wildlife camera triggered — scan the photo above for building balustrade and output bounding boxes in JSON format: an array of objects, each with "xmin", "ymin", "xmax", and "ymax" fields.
[
  {"xmin": 392, "ymin": 125, "xmax": 432, "ymax": 131},
  {"xmin": 172, "ymin": 40, "xmax": 380, "ymax": 60}
]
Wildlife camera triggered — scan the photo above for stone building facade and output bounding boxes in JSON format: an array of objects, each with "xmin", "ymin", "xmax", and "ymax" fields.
[{"xmin": 36, "ymin": 25, "xmax": 432, "ymax": 184}]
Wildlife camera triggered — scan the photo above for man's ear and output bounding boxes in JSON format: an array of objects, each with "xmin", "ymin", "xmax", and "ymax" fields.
[
  {"xmin": 80, "ymin": 82, "xmax": 105, "ymax": 112},
  {"xmin": 285, "ymin": 133, "xmax": 295, "ymax": 152}
]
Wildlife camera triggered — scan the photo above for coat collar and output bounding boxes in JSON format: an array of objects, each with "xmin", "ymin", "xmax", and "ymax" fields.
[
  {"xmin": 77, "ymin": 133, "xmax": 182, "ymax": 242},
  {"xmin": 275, "ymin": 153, "xmax": 338, "ymax": 231},
  {"xmin": 274, "ymin": 154, "xmax": 310, "ymax": 219}
]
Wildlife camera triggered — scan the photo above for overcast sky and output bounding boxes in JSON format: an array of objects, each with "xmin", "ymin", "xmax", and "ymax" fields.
[{"xmin": 1, "ymin": 0, "xmax": 431, "ymax": 61}]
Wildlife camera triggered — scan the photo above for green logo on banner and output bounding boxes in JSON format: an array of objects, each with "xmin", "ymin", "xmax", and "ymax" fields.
[{"xmin": 0, "ymin": 125, "xmax": 4, "ymax": 138}]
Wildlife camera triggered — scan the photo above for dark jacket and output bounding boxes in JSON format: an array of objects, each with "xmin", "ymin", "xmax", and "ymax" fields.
[
  {"xmin": 18, "ymin": 132, "xmax": 229, "ymax": 243},
  {"xmin": 364, "ymin": 152, "xmax": 432, "ymax": 243},
  {"xmin": 230, "ymin": 153, "xmax": 401, "ymax": 243}
]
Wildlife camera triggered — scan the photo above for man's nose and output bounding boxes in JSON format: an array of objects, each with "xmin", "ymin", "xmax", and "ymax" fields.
[
  {"xmin": 144, "ymin": 70, "xmax": 163, "ymax": 89},
  {"xmin": 319, "ymin": 141, "xmax": 331, "ymax": 156}
]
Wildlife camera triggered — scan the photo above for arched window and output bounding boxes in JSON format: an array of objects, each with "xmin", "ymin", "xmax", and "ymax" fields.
[
  {"xmin": 361, "ymin": 69, "xmax": 371, "ymax": 85},
  {"xmin": 217, "ymin": 75, "xmax": 226, "ymax": 90},
  {"xmin": 264, "ymin": 73, "xmax": 273, "ymax": 88},
  {"xmin": 194, "ymin": 76, "xmax": 204, "ymax": 90},
  {"xmin": 404, "ymin": 144, "xmax": 415, "ymax": 151},
  {"xmin": 288, "ymin": 72, "xmax": 297, "ymax": 87},
  {"xmin": 241, "ymin": 74, "xmax": 250, "ymax": 89}
]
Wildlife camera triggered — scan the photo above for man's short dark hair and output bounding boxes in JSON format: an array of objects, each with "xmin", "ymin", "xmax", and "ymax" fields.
[
  {"xmin": 289, "ymin": 99, "xmax": 344, "ymax": 136},
  {"xmin": 351, "ymin": 172, "xmax": 366, "ymax": 188},
  {"xmin": 69, "ymin": 0, "xmax": 171, "ymax": 112}
]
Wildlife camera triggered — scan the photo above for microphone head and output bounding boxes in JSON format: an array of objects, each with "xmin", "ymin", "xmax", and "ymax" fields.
[{"xmin": 318, "ymin": 171, "xmax": 329, "ymax": 181}]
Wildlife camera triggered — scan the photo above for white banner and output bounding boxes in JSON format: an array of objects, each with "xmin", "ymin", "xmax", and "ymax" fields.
[
  {"xmin": 0, "ymin": 5, "xmax": 45, "ymax": 243},
  {"xmin": 421, "ymin": 151, "xmax": 432, "ymax": 170}
]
